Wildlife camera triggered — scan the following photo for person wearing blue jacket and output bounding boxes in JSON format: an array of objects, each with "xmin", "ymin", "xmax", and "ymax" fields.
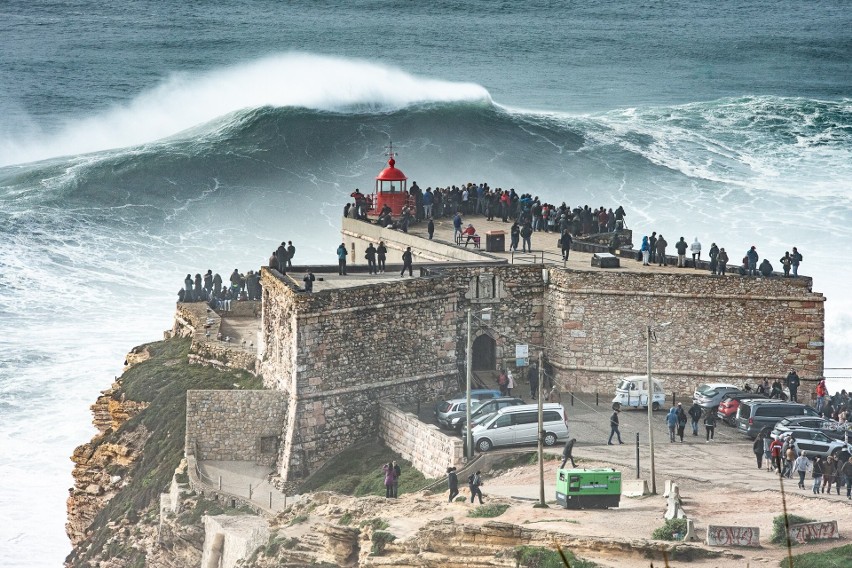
[
  {"xmin": 666, "ymin": 407, "xmax": 678, "ymax": 443},
  {"xmin": 641, "ymin": 236, "xmax": 650, "ymax": 266}
]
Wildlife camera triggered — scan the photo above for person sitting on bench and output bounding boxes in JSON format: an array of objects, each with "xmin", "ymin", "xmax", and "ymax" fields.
[{"xmin": 462, "ymin": 224, "xmax": 479, "ymax": 247}]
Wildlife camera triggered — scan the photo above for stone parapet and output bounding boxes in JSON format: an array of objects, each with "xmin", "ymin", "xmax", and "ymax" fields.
[{"xmin": 378, "ymin": 401, "xmax": 464, "ymax": 479}]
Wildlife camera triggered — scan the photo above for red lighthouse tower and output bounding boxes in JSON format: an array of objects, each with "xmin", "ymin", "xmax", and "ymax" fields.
[{"xmin": 370, "ymin": 143, "xmax": 413, "ymax": 218}]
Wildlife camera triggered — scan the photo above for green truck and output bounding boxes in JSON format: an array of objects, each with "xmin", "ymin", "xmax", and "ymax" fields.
[{"xmin": 555, "ymin": 468, "xmax": 621, "ymax": 509}]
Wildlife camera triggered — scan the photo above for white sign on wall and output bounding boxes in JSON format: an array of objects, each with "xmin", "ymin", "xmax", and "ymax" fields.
[{"xmin": 515, "ymin": 344, "xmax": 529, "ymax": 358}]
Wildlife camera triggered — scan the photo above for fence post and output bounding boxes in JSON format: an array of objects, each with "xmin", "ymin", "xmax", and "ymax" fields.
[
  {"xmin": 570, "ymin": 392, "xmax": 574, "ymax": 406},
  {"xmin": 636, "ymin": 432, "xmax": 640, "ymax": 478},
  {"xmin": 596, "ymin": 392, "xmax": 599, "ymax": 406},
  {"xmin": 269, "ymin": 492, "xmax": 272, "ymax": 509},
  {"xmin": 219, "ymin": 476, "xmax": 222, "ymax": 490},
  {"xmin": 249, "ymin": 484, "xmax": 253, "ymax": 500},
  {"xmin": 672, "ymin": 392, "xmax": 676, "ymax": 406}
]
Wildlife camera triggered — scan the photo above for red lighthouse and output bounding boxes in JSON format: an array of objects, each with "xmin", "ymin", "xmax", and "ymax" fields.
[{"xmin": 370, "ymin": 143, "xmax": 413, "ymax": 218}]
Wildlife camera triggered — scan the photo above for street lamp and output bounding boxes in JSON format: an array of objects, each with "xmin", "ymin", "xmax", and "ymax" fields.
[
  {"xmin": 646, "ymin": 320, "xmax": 670, "ymax": 495},
  {"xmin": 466, "ymin": 307, "xmax": 492, "ymax": 459},
  {"xmin": 535, "ymin": 349, "xmax": 548, "ymax": 508}
]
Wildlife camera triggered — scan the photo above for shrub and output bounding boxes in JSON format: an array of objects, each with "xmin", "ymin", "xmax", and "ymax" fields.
[
  {"xmin": 513, "ymin": 545, "xmax": 599, "ymax": 568},
  {"xmin": 338, "ymin": 512, "xmax": 352, "ymax": 525},
  {"xmin": 370, "ymin": 531, "xmax": 396, "ymax": 555},
  {"xmin": 468, "ymin": 503, "xmax": 510, "ymax": 518},
  {"xmin": 288, "ymin": 514, "xmax": 308, "ymax": 526},
  {"xmin": 780, "ymin": 543, "xmax": 852, "ymax": 568},
  {"xmin": 359, "ymin": 518, "xmax": 389, "ymax": 531},
  {"xmin": 651, "ymin": 518, "xmax": 688, "ymax": 541},
  {"xmin": 771, "ymin": 514, "xmax": 814, "ymax": 545}
]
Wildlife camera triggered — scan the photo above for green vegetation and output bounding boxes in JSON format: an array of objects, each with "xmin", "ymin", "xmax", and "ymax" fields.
[
  {"xmin": 359, "ymin": 518, "xmax": 389, "ymax": 531},
  {"xmin": 771, "ymin": 514, "xmax": 814, "ymax": 545},
  {"xmin": 65, "ymin": 338, "xmax": 261, "ymax": 567},
  {"xmin": 651, "ymin": 518, "xmax": 688, "ymax": 541},
  {"xmin": 780, "ymin": 544, "xmax": 852, "ymax": 568},
  {"xmin": 370, "ymin": 531, "xmax": 397, "ymax": 556},
  {"xmin": 298, "ymin": 439, "xmax": 434, "ymax": 496},
  {"xmin": 468, "ymin": 503, "xmax": 510, "ymax": 518},
  {"xmin": 512, "ymin": 545, "xmax": 599, "ymax": 568},
  {"xmin": 177, "ymin": 497, "xmax": 253, "ymax": 526},
  {"xmin": 338, "ymin": 512, "xmax": 353, "ymax": 525},
  {"xmin": 288, "ymin": 514, "xmax": 309, "ymax": 526},
  {"xmin": 491, "ymin": 452, "xmax": 559, "ymax": 474}
]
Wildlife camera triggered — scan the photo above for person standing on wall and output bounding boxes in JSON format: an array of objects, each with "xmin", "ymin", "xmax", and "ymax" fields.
[
  {"xmin": 520, "ymin": 221, "xmax": 533, "ymax": 252},
  {"xmin": 655, "ymin": 234, "xmax": 668, "ymax": 266},
  {"xmin": 447, "ymin": 467, "xmax": 459, "ymax": 502},
  {"xmin": 277, "ymin": 241, "xmax": 288, "ymax": 274},
  {"xmin": 336, "ymin": 242, "xmax": 348, "ymax": 276},
  {"xmin": 303, "ymin": 270, "xmax": 315, "ymax": 293},
  {"xmin": 560, "ymin": 229, "xmax": 573, "ymax": 260},
  {"xmin": 717, "ymin": 247, "xmax": 729, "ymax": 276},
  {"xmin": 791, "ymin": 246, "xmax": 803, "ymax": 277},
  {"xmin": 675, "ymin": 237, "xmax": 688, "ymax": 268},
  {"xmin": 286, "ymin": 241, "xmax": 295, "ymax": 268},
  {"xmin": 786, "ymin": 368, "xmax": 801, "ymax": 402},
  {"xmin": 400, "ymin": 246, "xmax": 413, "ymax": 277},
  {"xmin": 365, "ymin": 243, "xmax": 378, "ymax": 275},
  {"xmin": 649, "ymin": 232, "xmax": 658, "ymax": 264},
  {"xmin": 708, "ymin": 242, "xmax": 719, "ymax": 274},
  {"xmin": 608, "ymin": 408, "xmax": 623, "ymax": 445},
  {"xmin": 377, "ymin": 241, "xmax": 387, "ymax": 274},
  {"xmin": 690, "ymin": 237, "xmax": 702, "ymax": 268}
]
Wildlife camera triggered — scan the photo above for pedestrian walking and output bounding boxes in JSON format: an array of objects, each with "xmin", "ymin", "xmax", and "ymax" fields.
[
  {"xmin": 676, "ymin": 403, "xmax": 687, "ymax": 442},
  {"xmin": 840, "ymin": 457, "xmax": 852, "ymax": 499},
  {"xmin": 753, "ymin": 433, "xmax": 765, "ymax": 469},
  {"xmin": 377, "ymin": 241, "xmax": 387, "ymax": 273},
  {"xmin": 468, "ymin": 470, "xmax": 484, "ymax": 504},
  {"xmin": 392, "ymin": 461, "xmax": 401, "ymax": 498},
  {"xmin": 400, "ymin": 246, "xmax": 413, "ymax": 277},
  {"xmin": 506, "ymin": 368, "xmax": 514, "ymax": 397},
  {"xmin": 793, "ymin": 451, "xmax": 811, "ymax": 489},
  {"xmin": 528, "ymin": 362, "xmax": 539, "ymax": 399},
  {"xmin": 812, "ymin": 457, "xmax": 824, "ymax": 493},
  {"xmin": 666, "ymin": 407, "xmax": 678, "ymax": 442},
  {"xmin": 608, "ymin": 409, "xmax": 623, "ymax": 445},
  {"xmin": 688, "ymin": 402, "xmax": 702, "ymax": 436},
  {"xmin": 447, "ymin": 467, "xmax": 459, "ymax": 502},
  {"xmin": 382, "ymin": 462, "xmax": 396, "ymax": 498},
  {"xmin": 704, "ymin": 410, "xmax": 716, "ymax": 442},
  {"xmin": 561, "ymin": 438, "xmax": 577, "ymax": 468}
]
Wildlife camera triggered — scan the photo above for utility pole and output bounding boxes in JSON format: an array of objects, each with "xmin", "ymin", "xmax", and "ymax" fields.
[
  {"xmin": 535, "ymin": 349, "xmax": 548, "ymax": 508},
  {"xmin": 465, "ymin": 308, "xmax": 473, "ymax": 459},
  {"xmin": 647, "ymin": 323, "xmax": 657, "ymax": 495}
]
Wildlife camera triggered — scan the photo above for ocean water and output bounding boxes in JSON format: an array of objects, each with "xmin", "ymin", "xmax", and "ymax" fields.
[{"xmin": 1, "ymin": 1, "xmax": 851, "ymax": 565}]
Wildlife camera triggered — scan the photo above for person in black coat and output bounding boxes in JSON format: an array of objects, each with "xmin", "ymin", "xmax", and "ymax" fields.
[
  {"xmin": 561, "ymin": 438, "xmax": 577, "ymax": 468},
  {"xmin": 786, "ymin": 369, "xmax": 801, "ymax": 402},
  {"xmin": 447, "ymin": 467, "xmax": 459, "ymax": 502}
]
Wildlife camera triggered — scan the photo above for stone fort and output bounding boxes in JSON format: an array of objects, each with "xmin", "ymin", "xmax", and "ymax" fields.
[{"xmin": 181, "ymin": 215, "xmax": 825, "ymax": 486}]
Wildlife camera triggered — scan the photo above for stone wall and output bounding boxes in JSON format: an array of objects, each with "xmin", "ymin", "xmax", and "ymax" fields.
[
  {"xmin": 261, "ymin": 264, "xmax": 547, "ymax": 480},
  {"xmin": 186, "ymin": 390, "xmax": 287, "ymax": 466},
  {"xmin": 201, "ymin": 515, "xmax": 269, "ymax": 568},
  {"xmin": 378, "ymin": 401, "xmax": 464, "ymax": 479},
  {"xmin": 543, "ymin": 268, "xmax": 825, "ymax": 396}
]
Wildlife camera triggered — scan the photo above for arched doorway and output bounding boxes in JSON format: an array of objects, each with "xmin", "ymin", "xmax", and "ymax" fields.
[{"xmin": 472, "ymin": 334, "xmax": 496, "ymax": 371}]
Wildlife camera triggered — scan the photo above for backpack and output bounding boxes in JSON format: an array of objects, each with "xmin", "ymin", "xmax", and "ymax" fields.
[{"xmin": 468, "ymin": 474, "xmax": 475, "ymax": 485}]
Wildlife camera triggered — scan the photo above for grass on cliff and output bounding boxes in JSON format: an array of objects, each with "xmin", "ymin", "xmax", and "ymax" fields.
[
  {"xmin": 297, "ymin": 438, "xmax": 434, "ymax": 496},
  {"xmin": 779, "ymin": 544, "xmax": 852, "ymax": 568},
  {"xmin": 510, "ymin": 545, "xmax": 600, "ymax": 568},
  {"xmin": 66, "ymin": 338, "xmax": 261, "ymax": 566}
]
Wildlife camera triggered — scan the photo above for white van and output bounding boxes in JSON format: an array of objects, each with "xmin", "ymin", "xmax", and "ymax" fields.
[
  {"xmin": 612, "ymin": 375, "xmax": 665, "ymax": 411},
  {"xmin": 471, "ymin": 403, "xmax": 568, "ymax": 452}
]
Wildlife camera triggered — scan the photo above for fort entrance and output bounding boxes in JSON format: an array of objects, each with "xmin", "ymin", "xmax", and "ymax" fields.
[{"xmin": 472, "ymin": 334, "xmax": 496, "ymax": 371}]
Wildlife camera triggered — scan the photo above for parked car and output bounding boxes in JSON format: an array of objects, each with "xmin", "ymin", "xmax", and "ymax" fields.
[
  {"xmin": 436, "ymin": 398, "xmax": 481, "ymax": 429},
  {"xmin": 471, "ymin": 403, "xmax": 568, "ymax": 452},
  {"xmin": 717, "ymin": 392, "xmax": 769, "ymax": 425},
  {"xmin": 433, "ymin": 389, "xmax": 501, "ymax": 416},
  {"xmin": 693, "ymin": 383, "xmax": 741, "ymax": 409},
  {"xmin": 771, "ymin": 417, "xmax": 838, "ymax": 440},
  {"xmin": 783, "ymin": 429, "xmax": 852, "ymax": 460},
  {"xmin": 735, "ymin": 400, "xmax": 819, "ymax": 438},
  {"xmin": 452, "ymin": 397, "xmax": 526, "ymax": 431}
]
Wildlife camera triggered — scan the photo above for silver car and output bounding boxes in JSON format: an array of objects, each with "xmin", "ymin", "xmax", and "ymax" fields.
[
  {"xmin": 436, "ymin": 398, "xmax": 481, "ymax": 429},
  {"xmin": 471, "ymin": 403, "xmax": 568, "ymax": 452},
  {"xmin": 693, "ymin": 383, "xmax": 740, "ymax": 409}
]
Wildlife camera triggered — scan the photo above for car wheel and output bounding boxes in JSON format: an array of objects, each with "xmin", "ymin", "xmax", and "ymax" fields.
[
  {"xmin": 652, "ymin": 401, "xmax": 660, "ymax": 411},
  {"xmin": 477, "ymin": 438, "xmax": 493, "ymax": 452},
  {"xmin": 543, "ymin": 432, "xmax": 558, "ymax": 446}
]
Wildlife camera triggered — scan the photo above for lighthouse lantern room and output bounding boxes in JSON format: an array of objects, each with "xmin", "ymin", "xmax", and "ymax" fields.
[{"xmin": 370, "ymin": 143, "xmax": 413, "ymax": 218}]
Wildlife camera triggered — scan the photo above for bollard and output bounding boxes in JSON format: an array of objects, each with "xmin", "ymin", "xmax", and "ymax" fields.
[
  {"xmin": 269, "ymin": 492, "xmax": 272, "ymax": 508},
  {"xmin": 219, "ymin": 476, "xmax": 222, "ymax": 490},
  {"xmin": 636, "ymin": 433, "xmax": 640, "ymax": 478},
  {"xmin": 571, "ymin": 392, "xmax": 574, "ymax": 406},
  {"xmin": 672, "ymin": 392, "xmax": 676, "ymax": 406},
  {"xmin": 596, "ymin": 392, "xmax": 599, "ymax": 406},
  {"xmin": 249, "ymin": 484, "xmax": 253, "ymax": 499}
]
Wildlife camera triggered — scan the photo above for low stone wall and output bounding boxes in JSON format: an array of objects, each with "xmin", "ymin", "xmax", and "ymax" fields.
[
  {"xmin": 186, "ymin": 390, "xmax": 287, "ymax": 466},
  {"xmin": 378, "ymin": 401, "xmax": 464, "ymax": 479},
  {"xmin": 789, "ymin": 520, "xmax": 839, "ymax": 543},
  {"xmin": 706, "ymin": 525, "xmax": 760, "ymax": 547},
  {"xmin": 190, "ymin": 340, "xmax": 257, "ymax": 373}
]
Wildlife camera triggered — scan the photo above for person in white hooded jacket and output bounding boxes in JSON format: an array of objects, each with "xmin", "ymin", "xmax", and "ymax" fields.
[{"xmin": 691, "ymin": 238, "xmax": 702, "ymax": 268}]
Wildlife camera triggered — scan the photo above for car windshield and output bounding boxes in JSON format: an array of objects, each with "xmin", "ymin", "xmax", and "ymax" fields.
[
  {"xmin": 696, "ymin": 385, "xmax": 717, "ymax": 396},
  {"xmin": 438, "ymin": 401, "xmax": 452, "ymax": 413},
  {"xmin": 617, "ymin": 380, "xmax": 633, "ymax": 391}
]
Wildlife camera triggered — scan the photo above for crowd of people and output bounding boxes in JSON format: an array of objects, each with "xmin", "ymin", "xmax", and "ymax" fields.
[
  {"xmin": 178, "ymin": 268, "xmax": 262, "ymax": 310},
  {"xmin": 638, "ymin": 233, "xmax": 804, "ymax": 278}
]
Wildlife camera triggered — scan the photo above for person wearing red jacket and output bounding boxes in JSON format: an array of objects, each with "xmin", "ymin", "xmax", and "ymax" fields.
[{"xmin": 770, "ymin": 437, "xmax": 784, "ymax": 473}]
